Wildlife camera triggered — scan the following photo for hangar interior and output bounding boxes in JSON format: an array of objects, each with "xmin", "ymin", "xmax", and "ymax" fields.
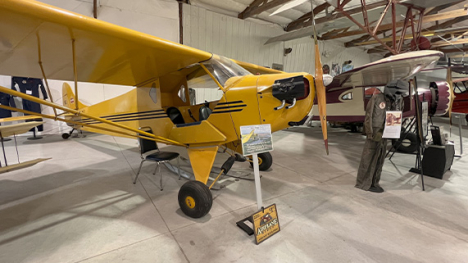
[{"xmin": 1, "ymin": 0, "xmax": 468, "ymax": 262}]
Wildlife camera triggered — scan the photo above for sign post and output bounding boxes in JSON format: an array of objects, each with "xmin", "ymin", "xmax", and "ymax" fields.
[
  {"xmin": 252, "ymin": 153, "xmax": 263, "ymax": 210},
  {"xmin": 236, "ymin": 124, "xmax": 279, "ymax": 244}
]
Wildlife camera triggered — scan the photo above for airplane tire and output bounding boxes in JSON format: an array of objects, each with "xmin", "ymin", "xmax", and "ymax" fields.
[
  {"xmin": 392, "ymin": 132, "xmax": 418, "ymax": 153},
  {"xmin": 249, "ymin": 152, "xmax": 273, "ymax": 171},
  {"xmin": 178, "ymin": 181, "xmax": 212, "ymax": 218},
  {"xmin": 62, "ymin": 133, "xmax": 70, "ymax": 140}
]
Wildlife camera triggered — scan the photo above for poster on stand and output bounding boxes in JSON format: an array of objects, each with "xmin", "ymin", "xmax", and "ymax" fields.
[
  {"xmin": 382, "ymin": 111, "xmax": 403, "ymax": 139},
  {"xmin": 421, "ymin": 102, "xmax": 428, "ymax": 137},
  {"xmin": 240, "ymin": 124, "xmax": 273, "ymax": 156}
]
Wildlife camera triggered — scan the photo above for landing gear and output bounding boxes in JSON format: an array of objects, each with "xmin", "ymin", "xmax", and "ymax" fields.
[
  {"xmin": 178, "ymin": 181, "xmax": 213, "ymax": 218},
  {"xmin": 62, "ymin": 128, "xmax": 74, "ymax": 140},
  {"xmin": 249, "ymin": 152, "xmax": 273, "ymax": 171}
]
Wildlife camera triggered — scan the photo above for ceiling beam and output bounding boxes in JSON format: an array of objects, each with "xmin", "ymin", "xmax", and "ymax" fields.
[
  {"xmin": 285, "ymin": 2, "xmax": 331, "ymax": 31},
  {"xmin": 286, "ymin": 0, "xmax": 386, "ymax": 32},
  {"xmin": 239, "ymin": 0, "xmax": 292, "ymax": 19},
  {"xmin": 366, "ymin": 17, "xmax": 468, "ymax": 53},
  {"xmin": 323, "ymin": 7, "xmax": 468, "ymax": 41},
  {"xmin": 438, "ymin": 47, "xmax": 468, "ymax": 53},
  {"xmin": 345, "ymin": 2, "xmax": 459, "ymax": 47},
  {"xmin": 353, "ymin": 22, "xmax": 468, "ymax": 47}
]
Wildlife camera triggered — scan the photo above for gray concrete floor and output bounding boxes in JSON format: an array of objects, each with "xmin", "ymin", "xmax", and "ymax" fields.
[{"xmin": 0, "ymin": 121, "xmax": 468, "ymax": 263}]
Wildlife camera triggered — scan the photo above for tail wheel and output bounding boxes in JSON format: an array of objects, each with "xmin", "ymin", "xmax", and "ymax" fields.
[
  {"xmin": 178, "ymin": 181, "xmax": 212, "ymax": 218},
  {"xmin": 249, "ymin": 152, "xmax": 273, "ymax": 171},
  {"xmin": 62, "ymin": 133, "xmax": 70, "ymax": 140}
]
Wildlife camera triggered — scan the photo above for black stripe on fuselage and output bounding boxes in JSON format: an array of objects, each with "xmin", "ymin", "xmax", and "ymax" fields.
[
  {"xmin": 100, "ymin": 109, "xmax": 165, "ymax": 118},
  {"xmin": 211, "ymin": 109, "xmax": 243, "ymax": 114},
  {"xmin": 82, "ymin": 115, "xmax": 169, "ymax": 125},
  {"xmin": 215, "ymin": 100, "xmax": 244, "ymax": 106},
  {"xmin": 214, "ymin": 104, "xmax": 247, "ymax": 110}
]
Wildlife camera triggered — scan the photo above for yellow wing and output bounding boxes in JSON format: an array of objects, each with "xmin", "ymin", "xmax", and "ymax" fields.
[
  {"xmin": 233, "ymin": 59, "xmax": 284, "ymax": 75},
  {"xmin": 0, "ymin": 121, "xmax": 43, "ymax": 137},
  {"xmin": 0, "ymin": 0, "xmax": 212, "ymax": 86},
  {"xmin": 0, "ymin": 116, "xmax": 42, "ymax": 123}
]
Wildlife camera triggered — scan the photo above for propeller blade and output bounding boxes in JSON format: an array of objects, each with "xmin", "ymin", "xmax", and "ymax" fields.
[
  {"xmin": 270, "ymin": 0, "xmax": 307, "ymax": 16},
  {"xmin": 314, "ymin": 44, "xmax": 329, "ymax": 155},
  {"xmin": 447, "ymin": 66, "xmax": 455, "ymax": 128}
]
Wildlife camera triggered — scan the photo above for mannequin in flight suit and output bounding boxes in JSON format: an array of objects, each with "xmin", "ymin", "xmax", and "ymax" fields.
[
  {"xmin": 355, "ymin": 80, "xmax": 407, "ymax": 193},
  {"xmin": 11, "ymin": 77, "xmax": 48, "ymax": 131}
]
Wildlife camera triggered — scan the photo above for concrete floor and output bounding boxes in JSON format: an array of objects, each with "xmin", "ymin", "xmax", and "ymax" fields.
[{"xmin": 1, "ymin": 120, "xmax": 468, "ymax": 263}]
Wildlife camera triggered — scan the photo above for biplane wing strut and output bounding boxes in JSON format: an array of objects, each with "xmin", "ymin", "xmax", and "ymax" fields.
[{"xmin": 0, "ymin": 85, "xmax": 185, "ymax": 146}]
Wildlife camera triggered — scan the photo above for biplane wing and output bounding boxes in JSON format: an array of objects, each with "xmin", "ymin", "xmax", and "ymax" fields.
[{"xmin": 328, "ymin": 51, "xmax": 444, "ymax": 90}]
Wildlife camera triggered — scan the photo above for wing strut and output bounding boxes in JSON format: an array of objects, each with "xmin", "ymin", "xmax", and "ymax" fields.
[
  {"xmin": 37, "ymin": 33, "xmax": 58, "ymax": 117},
  {"xmin": 72, "ymin": 38, "xmax": 80, "ymax": 110},
  {"xmin": 0, "ymin": 86, "xmax": 185, "ymax": 146},
  {"xmin": 310, "ymin": 0, "xmax": 329, "ymax": 155}
]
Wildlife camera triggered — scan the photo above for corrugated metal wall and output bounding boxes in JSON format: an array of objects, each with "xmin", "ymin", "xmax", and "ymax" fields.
[
  {"xmin": 284, "ymin": 37, "xmax": 372, "ymax": 75},
  {"xmin": 183, "ymin": 4, "xmax": 371, "ymax": 75},
  {"xmin": 183, "ymin": 4, "xmax": 285, "ymax": 68}
]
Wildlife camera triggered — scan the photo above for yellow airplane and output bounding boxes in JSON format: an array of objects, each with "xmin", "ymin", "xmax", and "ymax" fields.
[{"xmin": 0, "ymin": 0, "xmax": 328, "ymax": 218}]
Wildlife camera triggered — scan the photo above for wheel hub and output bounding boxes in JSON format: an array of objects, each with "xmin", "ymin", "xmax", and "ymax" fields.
[{"xmin": 185, "ymin": 196, "xmax": 196, "ymax": 209}]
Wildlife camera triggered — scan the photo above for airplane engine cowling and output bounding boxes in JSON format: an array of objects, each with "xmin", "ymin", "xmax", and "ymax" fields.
[
  {"xmin": 272, "ymin": 76, "xmax": 309, "ymax": 101},
  {"xmin": 429, "ymin": 81, "xmax": 451, "ymax": 116}
]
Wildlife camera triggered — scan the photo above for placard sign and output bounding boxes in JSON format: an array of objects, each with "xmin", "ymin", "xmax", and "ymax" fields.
[
  {"xmin": 421, "ymin": 102, "xmax": 428, "ymax": 137},
  {"xmin": 382, "ymin": 111, "xmax": 403, "ymax": 139},
  {"xmin": 240, "ymin": 124, "xmax": 273, "ymax": 156},
  {"xmin": 253, "ymin": 204, "xmax": 280, "ymax": 244}
]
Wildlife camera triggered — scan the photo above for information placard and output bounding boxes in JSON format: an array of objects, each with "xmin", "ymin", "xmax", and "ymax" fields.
[
  {"xmin": 240, "ymin": 124, "xmax": 273, "ymax": 156},
  {"xmin": 382, "ymin": 111, "xmax": 403, "ymax": 139},
  {"xmin": 253, "ymin": 204, "xmax": 280, "ymax": 244}
]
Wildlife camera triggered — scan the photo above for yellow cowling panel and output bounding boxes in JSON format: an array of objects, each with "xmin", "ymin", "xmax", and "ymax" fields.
[
  {"xmin": 169, "ymin": 121, "xmax": 226, "ymax": 145},
  {"xmin": 187, "ymin": 146, "xmax": 219, "ymax": 184},
  {"xmin": 256, "ymin": 73, "xmax": 315, "ymax": 133},
  {"xmin": 0, "ymin": 0, "xmax": 212, "ymax": 86}
]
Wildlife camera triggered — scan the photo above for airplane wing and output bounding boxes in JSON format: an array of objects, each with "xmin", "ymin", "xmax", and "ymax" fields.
[
  {"xmin": 0, "ymin": 0, "xmax": 212, "ymax": 87},
  {"xmin": 0, "ymin": 116, "xmax": 43, "ymax": 123},
  {"xmin": 232, "ymin": 59, "xmax": 284, "ymax": 75},
  {"xmin": 328, "ymin": 51, "xmax": 444, "ymax": 90},
  {"xmin": 0, "ymin": 121, "xmax": 43, "ymax": 137}
]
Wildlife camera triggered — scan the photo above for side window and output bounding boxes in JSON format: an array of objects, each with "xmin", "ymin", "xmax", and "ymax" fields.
[
  {"xmin": 341, "ymin": 91, "xmax": 353, "ymax": 100},
  {"xmin": 178, "ymin": 85, "xmax": 187, "ymax": 102},
  {"xmin": 149, "ymin": 83, "xmax": 157, "ymax": 104},
  {"xmin": 186, "ymin": 67, "xmax": 223, "ymax": 105}
]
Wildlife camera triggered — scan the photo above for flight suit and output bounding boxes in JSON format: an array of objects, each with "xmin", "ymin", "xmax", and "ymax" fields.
[
  {"xmin": 356, "ymin": 93, "xmax": 402, "ymax": 190},
  {"xmin": 0, "ymin": 92, "xmax": 16, "ymax": 118},
  {"xmin": 11, "ymin": 77, "xmax": 48, "ymax": 131}
]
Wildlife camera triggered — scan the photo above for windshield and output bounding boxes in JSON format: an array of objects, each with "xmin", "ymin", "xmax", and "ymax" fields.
[{"xmin": 202, "ymin": 55, "xmax": 252, "ymax": 86}]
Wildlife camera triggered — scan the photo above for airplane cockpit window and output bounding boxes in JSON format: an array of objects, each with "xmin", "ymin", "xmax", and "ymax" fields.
[
  {"xmin": 187, "ymin": 66, "xmax": 223, "ymax": 105},
  {"xmin": 201, "ymin": 55, "xmax": 252, "ymax": 86},
  {"xmin": 454, "ymin": 81, "xmax": 467, "ymax": 94},
  {"xmin": 341, "ymin": 91, "xmax": 353, "ymax": 100},
  {"xmin": 149, "ymin": 84, "xmax": 157, "ymax": 104},
  {"xmin": 178, "ymin": 85, "xmax": 187, "ymax": 102}
]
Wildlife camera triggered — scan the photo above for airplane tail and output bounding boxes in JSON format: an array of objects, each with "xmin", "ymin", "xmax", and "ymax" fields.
[{"xmin": 62, "ymin": 83, "xmax": 86, "ymax": 109}]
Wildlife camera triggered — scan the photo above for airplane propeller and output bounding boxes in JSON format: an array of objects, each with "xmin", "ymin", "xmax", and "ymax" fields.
[{"xmin": 310, "ymin": 0, "xmax": 329, "ymax": 155}]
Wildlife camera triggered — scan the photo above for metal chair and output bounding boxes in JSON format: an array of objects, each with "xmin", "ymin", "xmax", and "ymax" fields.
[{"xmin": 133, "ymin": 129, "xmax": 180, "ymax": 190}]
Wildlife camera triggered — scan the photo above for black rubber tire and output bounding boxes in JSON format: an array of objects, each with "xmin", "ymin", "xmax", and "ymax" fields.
[
  {"xmin": 392, "ymin": 132, "xmax": 418, "ymax": 153},
  {"xmin": 249, "ymin": 152, "xmax": 273, "ymax": 171},
  {"xmin": 178, "ymin": 181, "xmax": 212, "ymax": 218},
  {"xmin": 62, "ymin": 133, "xmax": 70, "ymax": 140}
]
